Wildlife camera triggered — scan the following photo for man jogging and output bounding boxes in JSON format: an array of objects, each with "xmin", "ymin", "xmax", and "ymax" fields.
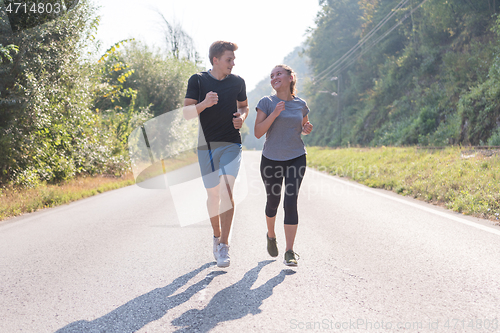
[{"xmin": 184, "ymin": 41, "xmax": 248, "ymax": 268}]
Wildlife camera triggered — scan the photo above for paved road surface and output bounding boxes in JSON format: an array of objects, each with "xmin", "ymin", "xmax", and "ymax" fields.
[{"xmin": 1, "ymin": 151, "xmax": 499, "ymax": 332}]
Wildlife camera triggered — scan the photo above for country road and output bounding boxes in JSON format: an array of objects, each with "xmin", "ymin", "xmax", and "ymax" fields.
[{"xmin": 1, "ymin": 151, "xmax": 499, "ymax": 333}]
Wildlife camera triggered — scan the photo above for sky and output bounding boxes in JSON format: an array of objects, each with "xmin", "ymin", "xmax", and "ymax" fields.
[{"xmin": 95, "ymin": 0, "xmax": 322, "ymax": 91}]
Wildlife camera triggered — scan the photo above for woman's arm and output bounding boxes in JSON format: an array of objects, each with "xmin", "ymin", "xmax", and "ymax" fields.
[
  {"xmin": 254, "ymin": 101, "xmax": 285, "ymax": 139},
  {"xmin": 301, "ymin": 115, "xmax": 313, "ymax": 135}
]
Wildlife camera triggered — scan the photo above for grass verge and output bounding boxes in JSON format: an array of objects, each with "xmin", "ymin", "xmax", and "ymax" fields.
[
  {"xmin": 0, "ymin": 152, "xmax": 198, "ymax": 221},
  {"xmin": 306, "ymin": 146, "xmax": 500, "ymax": 222}
]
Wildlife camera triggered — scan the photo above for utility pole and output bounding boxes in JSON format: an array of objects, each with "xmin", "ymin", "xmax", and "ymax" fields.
[{"xmin": 331, "ymin": 75, "xmax": 342, "ymax": 145}]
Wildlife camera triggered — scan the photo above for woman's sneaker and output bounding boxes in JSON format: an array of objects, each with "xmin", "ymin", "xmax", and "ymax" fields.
[
  {"xmin": 217, "ymin": 243, "xmax": 230, "ymax": 267},
  {"xmin": 284, "ymin": 250, "xmax": 299, "ymax": 266},
  {"xmin": 267, "ymin": 233, "xmax": 278, "ymax": 257},
  {"xmin": 213, "ymin": 236, "xmax": 220, "ymax": 261}
]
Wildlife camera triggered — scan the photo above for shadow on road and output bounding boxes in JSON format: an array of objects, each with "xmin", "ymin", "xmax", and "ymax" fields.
[
  {"xmin": 171, "ymin": 260, "xmax": 296, "ymax": 332},
  {"xmin": 55, "ymin": 262, "xmax": 223, "ymax": 333},
  {"xmin": 55, "ymin": 260, "xmax": 294, "ymax": 332}
]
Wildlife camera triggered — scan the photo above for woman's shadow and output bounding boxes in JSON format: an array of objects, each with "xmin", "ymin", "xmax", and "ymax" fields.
[
  {"xmin": 55, "ymin": 260, "xmax": 294, "ymax": 333},
  {"xmin": 171, "ymin": 260, "xmax": 296, "ymax": 332},
  {"xmin": 55, "ymin": 262, "xmax": 223, "ymax": 333}
]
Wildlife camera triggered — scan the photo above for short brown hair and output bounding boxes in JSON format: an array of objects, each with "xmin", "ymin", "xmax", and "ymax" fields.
[{"xmin": 209, "ymin": 41, "xmax": 238, "ymax": 65}]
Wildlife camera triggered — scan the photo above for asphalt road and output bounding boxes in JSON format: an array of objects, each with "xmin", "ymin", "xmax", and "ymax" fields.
[{"xmin": 1, "ymin": 151, "xmax": 500, "ymax": 333}]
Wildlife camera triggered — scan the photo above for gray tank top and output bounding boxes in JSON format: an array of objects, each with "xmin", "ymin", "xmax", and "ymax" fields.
[{"xmin": 256, "ymin": 95, "xmax": 310, "ymax": 161}]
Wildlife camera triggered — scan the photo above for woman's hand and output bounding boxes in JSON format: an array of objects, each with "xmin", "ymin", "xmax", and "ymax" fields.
[
  {"xmin": 302, "ymin": 121, "xmax": 313, "ymax": 135},
  {"xmin": 272, "ymin": 101, "xmax": 285, "ymax": 117}
]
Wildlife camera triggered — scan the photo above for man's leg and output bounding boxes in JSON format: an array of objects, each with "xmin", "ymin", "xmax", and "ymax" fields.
[
  {"xmin": 198, "ymin": 147, "xmax": 223, "ymax": 261},
  {"xmin": 217, "ymin": 143, "xmax": 241, "ymax": 246},
  {"xmin": 218, "ymin": 174, "xmax": 236, "ymax": 245},
  {"xmin": 212, "ymin": 143, "xmax": 240, "ymax": 267},
  {"xmin": 206, "ymin": 185, "xmax": 221, "ymax": 238}
]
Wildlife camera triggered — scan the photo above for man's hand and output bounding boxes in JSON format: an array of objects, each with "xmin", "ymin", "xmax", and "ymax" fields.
[
  {"xmin": 203, "ymin": 91, "xmax": 218, "ymax": 108},
  {"xmin": 302, "ymin": 121, "xmax": 313, "ymax": 135},
  {"xmin": 233, "ymin": 112, "xmax": 244, "ymax": 129}
]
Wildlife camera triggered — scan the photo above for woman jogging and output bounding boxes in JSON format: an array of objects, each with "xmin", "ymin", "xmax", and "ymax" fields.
[{"xmin": 254, "ymin": 64, "xmax": 313, "ymax": 266}]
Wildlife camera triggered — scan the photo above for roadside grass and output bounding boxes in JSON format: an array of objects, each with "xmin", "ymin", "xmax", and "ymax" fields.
[
  {"xmin": 0, "ymin": 152, "xmax": 198, "ymax": 221},
  {"xmin": 306, "ymin": 146, "xmax": 500, "ymax": 222}
]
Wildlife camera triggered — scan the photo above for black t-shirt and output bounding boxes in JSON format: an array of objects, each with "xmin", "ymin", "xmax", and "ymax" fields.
[{"xmin": 185, "ymin": 71, "xmax": 247, "ymax": 144}]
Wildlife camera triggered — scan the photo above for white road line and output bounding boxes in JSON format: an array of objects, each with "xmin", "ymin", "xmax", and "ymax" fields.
[{"xmin": 308, "ymin": 168, "xmax": 500, "ymax": 237}]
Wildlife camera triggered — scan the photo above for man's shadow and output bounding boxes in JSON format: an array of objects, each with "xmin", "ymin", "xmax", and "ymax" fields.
[
  {"xmin": 56, "ymin": 260, "xmax": 294, "ymax": 333},
  {"xmin": 171, "ymin": 260, "xmax": 296, "ymax": 333},
  {"xmin": 55, "ymin": 262, "xmax": 224, "ymax": 333}
]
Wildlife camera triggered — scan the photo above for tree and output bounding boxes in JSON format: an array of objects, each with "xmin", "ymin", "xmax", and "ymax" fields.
[
  {"xmin": 119, "ymin": 41, "xmax": 200, "ymax": 117},
  {"xmin": 156, "ymin": 12, "xmax": 199, "ymax": 62},
  {"xmin": 303, "ymin": 0, "xmax": 500, "ymax": 147},
  {"xmin": 0, "ymin": 0, "xmax": 123, "ymax": 186}
]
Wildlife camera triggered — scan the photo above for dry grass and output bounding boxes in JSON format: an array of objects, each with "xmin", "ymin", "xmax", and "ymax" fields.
[
  {"xmin": 307, "ymin": 146, "xmax": 500, "ymax": 222},
  {"xmin": 0, "ymin": 152, "xmax": 198, "ymax": 221}
]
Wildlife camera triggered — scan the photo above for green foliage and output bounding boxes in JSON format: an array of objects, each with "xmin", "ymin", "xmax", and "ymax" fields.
[
  {"xmin": 304, "ymin": 0, "xmax": 500, "ymax": 147},
  {"xmin": 93, "ymin": 39, "xmax": 137, "ymax": 112},
  {"xmin": 457, "ymin": 77, "xmax": 500, "ymax": 145},
  {"xmin": 119, "ymin": 41, "xmax": 200, "ymax": 117},
  {"xmin": 0, "ymin": 0, "xmax": 109, "ymax": 187},
  {"xmin": 456, "ymin": 16, "xmax": 500, "ymax": 145},
  {"xmin": 94, "ymin": 40, "xmax": 199, "ymax": 165},
  {"xmin": 0, "ymin": 44, "xmax": 18, "ymax": 64},
  {"xmin": 488, "ymin": 128, "xmax": 500, "ymax": 146},
  {"xmin": 0, "ymin": 0, "xmax": 201, "ymax": 188}
]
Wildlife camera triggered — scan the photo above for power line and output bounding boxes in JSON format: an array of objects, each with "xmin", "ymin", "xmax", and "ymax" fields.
[
  {"xmin": 313, "ymin": 0, "xmax": 429, "ymax": 84},
  {"xmin": 313, "ymin": 0, "xmax": 410, "ymax": 81},
  {"xmin": 333, "ymin": 0, "xmax": 429, "ymax": 76},
  {"xmin": 313, "ymin": 0, "xmax": 410, "ymax": 82},
  {"xmin": 316, "ymin": 0, "xmax": 429, "ymax": 83}
]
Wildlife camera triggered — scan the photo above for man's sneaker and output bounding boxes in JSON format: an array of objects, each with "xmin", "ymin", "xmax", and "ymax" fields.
[
  {"xmin": 267, "ymin": 233, "xmax": 278, "ymax": 257},
  {"xmin": 284, "ymin": 250, "xmax": 299, "ymax": 266},
  {"xmin": 217, "ymin": 243, "xmax": 230, "ymax": 268},
  {"xmin": 213, "ymin": 236, "xmax": 220, "ymax": 261}
]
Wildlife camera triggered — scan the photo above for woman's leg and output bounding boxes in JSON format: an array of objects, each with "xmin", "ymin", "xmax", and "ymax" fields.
[
  {"xmin": 266, "ymin": 215, "xmax": 277, "ymax": 238},
  {"xmin": 283, "ymin": 154, "xmax": 307, "ymax": 251},
  {"xmin": 260, "ymin": 156, "xmax": 284, "ymax": 238},
  {"xmin": 284, "ymin": 225, "xmax": 298, "ymax": 252}
]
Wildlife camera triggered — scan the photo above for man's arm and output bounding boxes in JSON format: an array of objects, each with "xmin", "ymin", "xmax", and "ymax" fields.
[
  {"xmin": 233, "ymin": 99, "xmax": 249, "ymax": 129},
  {"xmin": 183, "ymin": 92, "xmax": 219, "ymax": 120}
]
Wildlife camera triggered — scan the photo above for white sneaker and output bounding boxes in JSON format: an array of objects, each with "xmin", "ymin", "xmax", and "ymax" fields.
[
  {"xmin": 217, "ymin": 243, "xmax": 230, "ymax": 268},
  {"xmin": 213, "ymin": 236, "xmax": 220, "ymax": 260}
]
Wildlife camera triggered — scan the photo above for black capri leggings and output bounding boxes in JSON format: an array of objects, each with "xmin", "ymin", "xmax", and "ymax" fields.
[{"xmin": 260, "ymin": 154, "xmax": 307, "ymax": 225}]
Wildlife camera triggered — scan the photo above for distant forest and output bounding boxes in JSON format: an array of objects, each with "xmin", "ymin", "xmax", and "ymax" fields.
[{"xmin": 303, "ymin": 0, "xmax": 500, "ymax": 147}]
